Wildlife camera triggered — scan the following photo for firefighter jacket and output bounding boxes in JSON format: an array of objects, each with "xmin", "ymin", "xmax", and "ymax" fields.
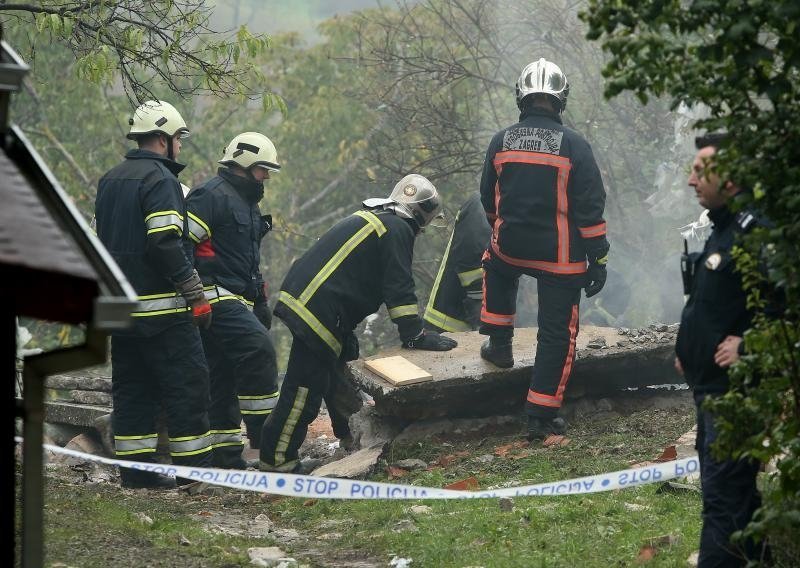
[
  {"xmin": 274, "ymin": 208, "xmax": 424, "ymax": 361},
  {"xmin": 186, "ymin": 168, "xmax": 271, "ymax": 306},
  {"xmin": 424, "ymin": 193, "xmax": 491, "ymax": 332},
  {"xmin": 479, "ymin": 107, "xmax": 609, "ymax": 282},
  {"xmin": 95, "ymin": 149, "xmax": 194, "ymax": 336},
  {"xmin": 675, "ymin": 205, "xmax": 760, "ymax": 395}
]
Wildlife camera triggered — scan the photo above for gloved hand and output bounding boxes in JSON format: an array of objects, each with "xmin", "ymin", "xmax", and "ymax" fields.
[
  {"xmin": 340, "ymin": 332, "xmax": 360, "ymax": 362},
  {"xmin": 175, "ymin": 270, "xmax": 213, "ymax": 328},
  {"xmin": 253, "ymin": 299, "xmax": 272, "ymax": 330},
  {"xmin": 584, "ymin": 261, "xmax": 607, "ymax": 298},
  {"xmin": 403, "ymin": 330, "xmax": 458, "ymax": 351}
]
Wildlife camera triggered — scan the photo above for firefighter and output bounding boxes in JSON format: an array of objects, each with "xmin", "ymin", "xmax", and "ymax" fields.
[
  {"xmin": 259, "ymin": 174, "xmax": 458, "ymax": 472},
  {"xmin": 423, "ymin": 192, "xmax": 492, "ymax": 333},
  {"xmin": 185, "ymin": 132, "xmax": 281, "ymax": 469},
  {"xmin": 478, "ymin": 59, "xmax": 610, "ymax": 441},
  {"xmin": 675, "ymin": 134, "xmax": 771, "ymax": 566},
  {"xmin": 95, "ymin": 100, "xmax": 213, "ymax": 488}
]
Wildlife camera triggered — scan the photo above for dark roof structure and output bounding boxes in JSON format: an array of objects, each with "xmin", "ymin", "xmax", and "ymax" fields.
[{"xmin": 2, "ymin": 35, "xmax": 136, "ymax": 568}]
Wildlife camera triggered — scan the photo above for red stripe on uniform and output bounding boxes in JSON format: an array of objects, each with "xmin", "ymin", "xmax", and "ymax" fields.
[
  {"xmin": 527, "ymin": 303, "xmax": 579, "ymax": 409},
  {"xmin": 490, "ymin": 241, "xmax": 587, "ymax": 274},
  {"xmin": 579, "ymin": 222, "xmax": 607, "ymax": 238}
]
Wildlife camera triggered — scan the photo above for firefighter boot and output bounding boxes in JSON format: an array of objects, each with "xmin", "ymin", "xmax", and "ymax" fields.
[
  {"xmin": 480, "ymin": 337, "xmax": 514, "ymax": 368},
  {"xmin": 527, "ymin": 416, "xmax": 567, "ymax": 442},
  {"xmin": 120, "ymin": 467, "xmax": 177, "ymax": 489}
]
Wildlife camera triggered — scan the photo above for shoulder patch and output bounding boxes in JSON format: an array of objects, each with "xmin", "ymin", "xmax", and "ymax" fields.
[{"xmin": 735, "ymin": 210, "xmax": 757, "ymax": 233}]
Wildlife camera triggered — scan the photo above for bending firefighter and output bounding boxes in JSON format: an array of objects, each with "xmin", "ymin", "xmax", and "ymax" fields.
[
  {"xmin": 94, "ymin": 100, "xmax": 213, "ymax": 488},
  {"xmin": 259, "ymin": 174, "xmax": 458, "ymax": 472},
  {"xmin": 423, "ymin": 192, "xmax": 491, "ymax": 333},
  {"xmin": 186, "ymin": 132, "xmax": 281, "ymax": 469},
  {"xmin": 479, "ymin": 59, "xmax": 610, "ymax": 441}
]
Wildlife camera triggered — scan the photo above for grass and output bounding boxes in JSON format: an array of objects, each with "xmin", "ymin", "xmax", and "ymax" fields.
[{"xmin": 28, "ymin": 404, "xmax": 703, "ymax": 567}]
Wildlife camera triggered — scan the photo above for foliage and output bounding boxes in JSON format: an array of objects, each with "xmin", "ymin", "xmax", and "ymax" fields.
[
  {"xmin": 0, "ymin": 0, "xmax": 282, "ymax": 108},
  {"xmin": 581, "ymin": 0, "xmax": 800, "ymax": 558}
]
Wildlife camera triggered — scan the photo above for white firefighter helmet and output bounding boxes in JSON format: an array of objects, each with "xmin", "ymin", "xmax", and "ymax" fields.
[
  {"xmin": 515, "ymin": 58, "xmax": 570, "ymax": 112},
  {"xmin": 219, "ymin": 132, "xmax": 281, "ymax": 172},
  {"xmin": 127, "ymin": 100, "xmax": 189, "ymax": 140},
  {"xmin": 387, "ymin": 173, "xmax": 445, "ymax": 229}
]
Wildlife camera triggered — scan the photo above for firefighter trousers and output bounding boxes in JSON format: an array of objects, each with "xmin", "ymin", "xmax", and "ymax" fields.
[
  {"xmin": 200, "ymin": 300, "xmax": 279, "ymax": 468},
  {"xmin": 480, "ymin": 252, "xmax": 581, "ymax": 419},
  {"xmin": 259, "ymin": 338, "xmax": 355, "ymax": 470},
  {"xmin": 695, "ymin": 394, "xmax": 767, "ymax": 567},
  {"xmin": 110, "ymin": 322, "xmax": 212, "ymax": 468}
]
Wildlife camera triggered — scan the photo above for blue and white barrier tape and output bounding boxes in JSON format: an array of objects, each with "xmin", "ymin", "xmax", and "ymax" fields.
[{"xmin": 41, "ymin": 442, "xmax": 699, "ymax": 500}]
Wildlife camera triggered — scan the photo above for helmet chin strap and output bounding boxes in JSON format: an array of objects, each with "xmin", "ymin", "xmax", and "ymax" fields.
[{"xmin": 165, "ymin": 134, "xmax": 175, "ymax": 161}]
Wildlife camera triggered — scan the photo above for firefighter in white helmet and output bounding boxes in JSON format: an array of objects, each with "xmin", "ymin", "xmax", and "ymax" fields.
[
  {"xmin": 259, "ymin": 173, "xmax": 456, "ymax": 473},
  {"xmin": 479, "ymin": 59, "xmax": 610, "ymax": 441},
  {"xmin": 95, "ymin": 99, "xmax": 213, "ymax": 488},
  {"xmin": 185, "ymin": 132, "xmax": 281, "ymax": 468}
]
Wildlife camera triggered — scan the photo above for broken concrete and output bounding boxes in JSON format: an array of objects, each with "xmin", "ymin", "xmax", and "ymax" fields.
[
  {"xmin": 345, "ymin": 325, "xmax": 681, "ymax": 421},
  {"xmin": 311, "ymin": 444, "xmax": 385, "ymax": 479}
]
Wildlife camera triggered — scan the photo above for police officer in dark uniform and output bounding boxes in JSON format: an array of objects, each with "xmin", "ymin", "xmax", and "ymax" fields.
[
  {"xmin": 675, "ymin": 133, "xmax": 768, "ymax": 567},
  {"xmin": 95, "ymin": 100, "xmax": 213, "ymax": 488},
  {"xmin": 186, "ymin": 132, "xmax": 280, "ymax": 469},
  {"xmin": 478, "ymin": 59, "xmax": 610, "ymax": 441},
  {"xmin": 259, "ymin": 174, "xmax": 458, "ymax": 472},
  {"xmin": 423, "ymin": 192, "xmax": 491, "ymax": 333}
]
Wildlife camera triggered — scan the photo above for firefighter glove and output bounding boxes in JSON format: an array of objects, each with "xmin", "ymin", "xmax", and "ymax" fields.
[
  {"xmin": 253, "ymin": 299, "xmax": 272, "ymax": 330},
  {"xmin": 175, "ymin": 269, "xmax": 205, "ymax": 304},
  {"xmin": 192, "ymin": 299, "xmax": 213, "ymax": 329},
  {"xmin": 403, "ymin": 330, "xmax": 458, "ymax": 351},
  {"xmin": 340, "ymin": 332, "xmax": 360, "ymax": 362},
  {"xmin": 585, "ymin": 257, "xmax": 607, "ymax": 298}
]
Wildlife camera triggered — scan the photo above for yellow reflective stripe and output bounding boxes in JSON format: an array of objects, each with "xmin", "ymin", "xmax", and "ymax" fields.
[
  {"xmin": 144, "ymin": 210, "xmax": 184, "ymax": 223},
  {"xmin": 138, "ymin": 292, "xmax": 180, "ymax": 300},
  {"xmin": 187, "ymin": 212, "xmax": 211, "ymax": 243},
  {"xmin": 115, "ymin": 448, "xmax": 157, "ymax": 456},
  {"xmin": 130, "ymin": 307, "xmax": 191, "ymax": 317},
  {"xmin": 298, "ymin": 215, "xmax": 383, "ymax": 304},
  {"xmin": 147, "ymin": 224, "xmax": 182, "ymax": 236},
  {"xmin": 388, "ymin": 304, "xmax": 418, "ymax": 319},
  {"xmin": 278, "ymin": 291, "xmax": 341, "ymax": 355},
  {"xmin": 426, "ymin": 223, "xmax": 456, "ymax": 323},
  {"xmin": 114, "ymin": 434, "xmax": 159, "ymax": 440},
  {"xmin": 423, "ymin": 305, "xmax": 471, "ymax": 333},
  {"xmin": 353, "ymin": 210, "xmax": 387, "ymax": 236},
  {"xmin": 275, "ymin": 386, "xmax": 308, "ymax": 465},
  {"xmin": 457, "ymin": 268, "xmax": 484, "ymax": 287}
]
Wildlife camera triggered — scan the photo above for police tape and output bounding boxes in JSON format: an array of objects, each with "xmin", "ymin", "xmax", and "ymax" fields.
[{"xmin": 41, "ymin": 442, "xmax": 700, "ymax": 500}]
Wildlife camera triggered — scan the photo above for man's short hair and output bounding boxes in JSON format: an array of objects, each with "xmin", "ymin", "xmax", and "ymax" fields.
[
  {"xmin": 694, "ymin": 132, "xmax": 728, "ymax": 150},
  {"xmin": 135, "ymin": 132, "xmax": 164, "ymax": 148}
]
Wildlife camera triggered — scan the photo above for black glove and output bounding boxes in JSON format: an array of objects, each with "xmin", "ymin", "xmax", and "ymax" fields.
[
  {"xmin": 585, "ymin": 262, "xmax": 607, "ymax": 298},
  {"xmin": 403, "ymin": 330, "xmax": 458, "ymax": 351},
  {"xmin": 253, "ymin": 299, "xmax": 272, "ymax": 330},
  {"xmin": 340, "ymin": 332, "xmax": 360, "ymax": 362}
]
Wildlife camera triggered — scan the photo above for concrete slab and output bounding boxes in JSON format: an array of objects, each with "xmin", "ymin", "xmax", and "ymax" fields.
[{"xmin": 345, "ymin": 325, "xmax": 680, "ymax": 421}]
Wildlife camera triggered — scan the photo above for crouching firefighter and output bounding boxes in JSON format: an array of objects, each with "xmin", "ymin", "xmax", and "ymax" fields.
[
  {"xmin": 186, "ymin": 132, "xmax": 281, "ymax": 469},
  {"xmin": 259, "ymin": 174, "xmax": 458, "ymax": 472},
  {"xmin": 423, "ymin": 192, "xmax": 491, "ymax": 333},
  {"xmin": 95, "ymin": 100, "xmax": 213, "ymax": 488}
]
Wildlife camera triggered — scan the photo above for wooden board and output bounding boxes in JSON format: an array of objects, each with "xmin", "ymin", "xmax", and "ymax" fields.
[{"xmin": 364, "ymin": 356, "xmax": 433, "ymax": 386}]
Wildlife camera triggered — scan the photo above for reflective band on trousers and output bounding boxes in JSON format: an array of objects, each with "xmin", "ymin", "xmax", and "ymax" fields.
[
  {"xmin": 211, "ymin": 429, "xmax": 243, "ymax": 448},
  {"xmin": 114, "ymin": 434, "xmax": 158, "ymax": 455},
  {"xmin": 169, "ymin": 432, "xmax": 213, "ymax": 457},
  {"xmin": 145, "ymin": 210, "xmax": 184, "ymax": 236},
  {"xmin": 274, "ymin": 386, "xmax": 309, "ymax": 466},
  {"xmin": 239, "ymin": 392, "xmax": 279, "ymax": 414},
  {"xmin": 457, "ymin": 268, "xmax": 484, "ymax": 287},
  {"xmin": 388, "ymin": 304, "xmax": 418, "ymax": 319}
]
